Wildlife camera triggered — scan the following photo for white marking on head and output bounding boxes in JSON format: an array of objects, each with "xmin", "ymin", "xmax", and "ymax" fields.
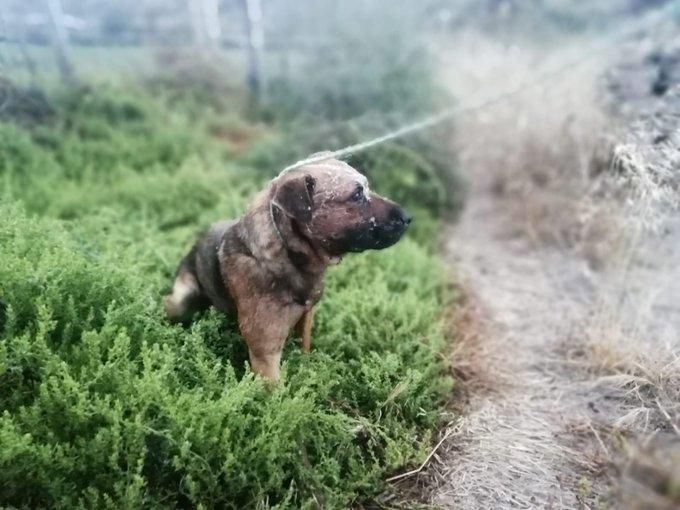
[
  {"xmin": 303, "ymin": 159, "xmax": 372, "ymax": 202},
  {"xmin": 358, "ymin": 175, "xmax": 371, "ymax": 202}
]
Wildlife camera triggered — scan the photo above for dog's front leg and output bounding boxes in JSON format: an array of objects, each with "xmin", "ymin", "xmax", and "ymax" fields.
[
  {"xmin": 296, "ymin": 307, "xmax": 315, "ymax": 353},
  {"xmin": 248, "ymin": 348, "xmax": 283, "ymax": 381},
  {"xmin": 237, "ymin": 297, "xmax": 304, "ymax": 382}
]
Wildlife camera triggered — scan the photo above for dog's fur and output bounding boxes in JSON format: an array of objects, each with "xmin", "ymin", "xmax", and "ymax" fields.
[{"xmin": 164, "ymin": 155, "xmax": 411, "ymax": 380}]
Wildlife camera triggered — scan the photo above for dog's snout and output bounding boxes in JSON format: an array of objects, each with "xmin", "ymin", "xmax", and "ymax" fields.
[{"xmin": 391, "ymin": 207, "xmax": 412, "ymax": 226}]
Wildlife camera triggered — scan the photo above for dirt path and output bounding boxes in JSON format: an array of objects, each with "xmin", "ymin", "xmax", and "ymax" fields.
[
  {"xmin": 428, "ymin": 181, "xmax": 604, "ymax": 509},
  {"xmin": 421, "ymin": 29, "xmax": 680, "ymax": 509},
  {"xmin": 428, "ymin": 149, "xmax": 680, "ymax": 509}
]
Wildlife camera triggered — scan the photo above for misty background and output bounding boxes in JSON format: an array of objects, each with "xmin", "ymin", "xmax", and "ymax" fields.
[{"xmin": 1, "ymin": 1, "xmax": 679, "ymax": 509}]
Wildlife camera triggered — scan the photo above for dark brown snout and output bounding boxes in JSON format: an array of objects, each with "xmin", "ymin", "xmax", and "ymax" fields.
[{"xmin": 326, "ymin": 195, "xmax": 411, "ymax": 254}]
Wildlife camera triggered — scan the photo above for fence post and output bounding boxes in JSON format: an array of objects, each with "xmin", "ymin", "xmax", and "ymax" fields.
[
  {"xmin": 45, "ymin": 0, "xmax": 76, "ymax": 82},
  {"xmin": 188, "ymin": 0, "xmax": 222, "ymax": 51},
  {"xmin": 188, "ymin": 0, "xmax": 208, "ymax": 47},
  {"xmin": 241, "ymin": 0, "xmax": 265, "ymax": 104},
  {"xmin": 202, "ymin": 0, "xmax": 222, "ymax": 49}
]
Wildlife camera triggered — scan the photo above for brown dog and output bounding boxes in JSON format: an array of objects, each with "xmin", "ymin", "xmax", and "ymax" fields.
[{"xmin": 164, "ymin": 155, "xmax": 411, "ymax": 380}]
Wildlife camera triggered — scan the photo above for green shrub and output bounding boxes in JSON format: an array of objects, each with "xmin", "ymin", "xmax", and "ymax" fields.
[
  {"xmin": 144, "ymin": 50, "xmax": 246, "ymax": 121},
  {"xmin": 0, "ymin": 203, "xmax": 452, "ymax": 508},
  {"xmin": 0, "ymin": 85, "xmax": 455, "ymax": 508},
  {"xmin": 264, "ymin": 0, "xmax": 439, "ymax": 124}
]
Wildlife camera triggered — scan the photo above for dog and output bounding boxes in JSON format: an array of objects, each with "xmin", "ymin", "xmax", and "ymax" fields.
[{"xmin": 164, "ymin": 154, "xmax": 411, "ymax": 381}]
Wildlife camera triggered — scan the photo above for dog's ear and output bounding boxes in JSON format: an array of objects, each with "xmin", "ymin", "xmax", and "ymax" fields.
[{"xmin": 273, "ymin": 174, "xmax": 316, "ymax": 223}]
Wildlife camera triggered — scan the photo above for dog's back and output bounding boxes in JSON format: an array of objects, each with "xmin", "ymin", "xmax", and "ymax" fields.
[
  {"xmin": 164, "ymin": 220, "xmax": 237, "ymax": 321},
  {"xmin": 194, "ymin": 220, "xmax": 239, "ymax": 314}
]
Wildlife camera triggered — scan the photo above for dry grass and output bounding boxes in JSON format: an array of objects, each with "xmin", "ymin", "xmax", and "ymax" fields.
[
  {"xmin": 581, "ymin": 88, "xmax": 680, "ymax": 508},
  {"xmin": 431, "ymin": 28, "xmax": 680, "ymax": 509},
  {"xmin": 436, "ymin": 30, "xmax": 623, "ymax": 265}
]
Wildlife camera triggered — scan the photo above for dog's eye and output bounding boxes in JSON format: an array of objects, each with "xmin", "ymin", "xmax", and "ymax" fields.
[{"xmin": 349, "ymin": 186, "xmax": 365, "ymax": 203}]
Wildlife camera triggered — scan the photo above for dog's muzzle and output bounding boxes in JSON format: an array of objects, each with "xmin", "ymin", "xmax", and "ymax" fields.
[{"xmin": 332, "ymin": 204, "xmax": 412, "ymax": 253}]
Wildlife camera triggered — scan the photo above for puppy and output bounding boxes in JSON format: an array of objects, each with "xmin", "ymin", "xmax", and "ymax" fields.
[{"xmin": 164, "ymin": 155, "xmax": 411, "ymax": 380}]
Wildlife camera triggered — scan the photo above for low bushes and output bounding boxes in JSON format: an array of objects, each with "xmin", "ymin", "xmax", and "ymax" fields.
[{"xmin": 0, "ymin": 86, "xmax": 455, "ymax": 508}]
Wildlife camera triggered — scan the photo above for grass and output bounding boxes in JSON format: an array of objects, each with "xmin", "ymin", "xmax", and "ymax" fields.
[
  {"xmin": 435, "ymin": 27, "xmax": 679, "ymax": 509},
  {"xmin": 0, "ymin": 80, "xmax": 455, "ymax": 508},
  {"xmin": 581, "ymin": 104, "xmax": 680, "ymax": 508},
  {"xmin": 436, "ymin": 31, "xmax": 616, "ymax": 263}
]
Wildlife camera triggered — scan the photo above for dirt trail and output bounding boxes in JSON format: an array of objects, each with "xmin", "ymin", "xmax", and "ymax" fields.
[
  {"xmin": 423, "ymin": 28, "xmax": 680, "ymax": 509},
  {"xmin": 430, "ymin": 150, "xmax": 680, "ymax": 509},
  {"xmin": 430, "ymin": 179, "xmax": 603, "ymax": 509}
]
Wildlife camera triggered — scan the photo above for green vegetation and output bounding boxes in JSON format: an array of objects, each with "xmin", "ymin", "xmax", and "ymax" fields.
[{"xmin": 0, "ymin": 80, "xmax": 455, "ymax": 508}]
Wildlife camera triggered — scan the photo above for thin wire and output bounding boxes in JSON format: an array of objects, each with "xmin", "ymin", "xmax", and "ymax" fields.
[{"xmin": 279, "ymin": 2, "xmax": 676, "ymax": 175}]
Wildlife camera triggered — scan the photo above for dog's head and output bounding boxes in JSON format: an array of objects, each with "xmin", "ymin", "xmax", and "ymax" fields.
[{"xmin": 270, "ymin": 156, "xmax": 411, "ymax": 256}]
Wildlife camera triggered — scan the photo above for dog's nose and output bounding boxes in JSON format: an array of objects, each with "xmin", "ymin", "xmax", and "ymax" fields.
[{"xmin": 392, "ymin": 207, "xmax": 412, "ymax": 226}]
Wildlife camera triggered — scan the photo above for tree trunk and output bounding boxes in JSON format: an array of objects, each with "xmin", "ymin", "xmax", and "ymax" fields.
[
  {"xmin": 45, "ymin": 0, "xmax": 76, "ymax": 82},
  {"xmin": 188, "ymin": 0, "xmax": 221, "ymax": 50},
  {"xmin": 188, "ymin": 0, "xmax": 208, "ymax": 47},
  {"xmin": 17, "ymin": 22, "xmax": 39, "ymax": 85},
  {"xmin": 202, "ymin": 0, "xmax": 222, "ymax": 49},
  {"xmin": 241, "ymin": 0, "xmax": 265, "ymax": 104}
]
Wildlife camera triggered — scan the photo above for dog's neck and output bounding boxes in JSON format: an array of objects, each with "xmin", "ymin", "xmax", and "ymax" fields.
[{"xmin": 267, "ymin": 201, "xmax": 339, "ymax": 273}]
